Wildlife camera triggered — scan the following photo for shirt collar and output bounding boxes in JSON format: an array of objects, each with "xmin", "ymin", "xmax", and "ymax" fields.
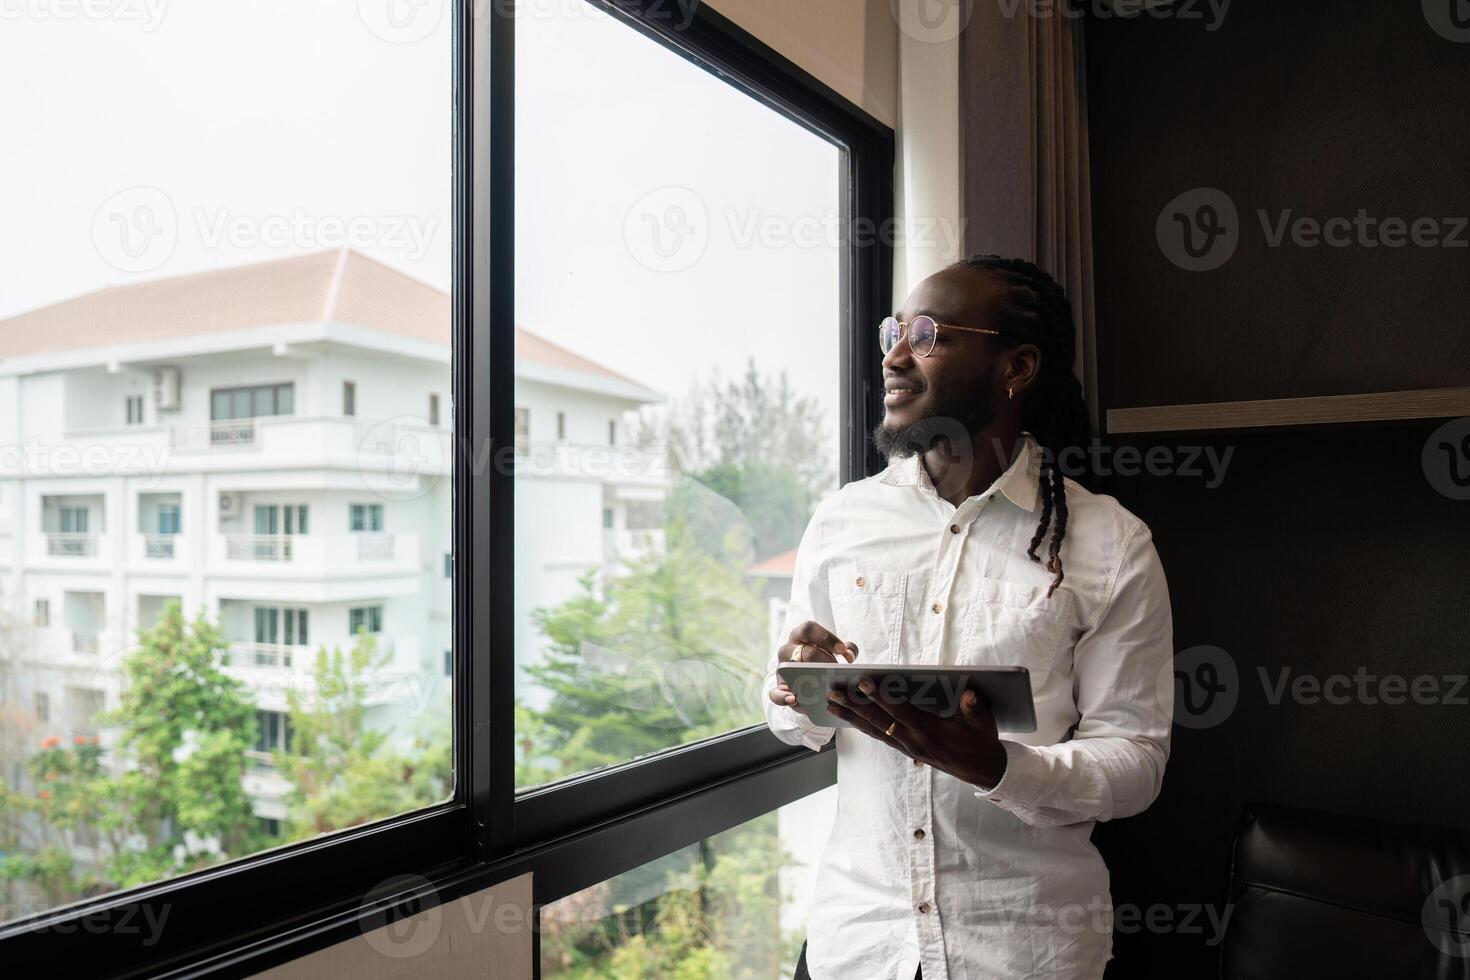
[{"xmin": 877, "ymin": 431, "xmax": 1042, "ymax": 513}]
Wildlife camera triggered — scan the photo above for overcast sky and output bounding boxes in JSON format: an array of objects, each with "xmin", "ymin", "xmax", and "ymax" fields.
[{"xmin": 1, "ymin": 0, "xmax": 843, "ymax": 477}]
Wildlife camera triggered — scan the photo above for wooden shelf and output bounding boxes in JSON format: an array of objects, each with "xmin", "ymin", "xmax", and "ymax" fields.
[{"xmin": 1106, "ymin": 386, "xmax": 1470, "ymax": 435}]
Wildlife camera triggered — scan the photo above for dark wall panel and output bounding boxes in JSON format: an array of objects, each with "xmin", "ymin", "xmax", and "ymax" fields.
[
  {"xmin": 1086, "ymin": 1, "xmax": 1470, "ymax": 411},
  {"xmin": 1092, "ymin": 422, "xmax": 1470, "ymax": 978}
]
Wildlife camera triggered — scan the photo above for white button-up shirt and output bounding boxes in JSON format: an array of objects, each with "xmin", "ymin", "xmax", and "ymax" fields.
[{"xmin": 763, "ymin": 432, "xmax": 1173, "ymax": 980}]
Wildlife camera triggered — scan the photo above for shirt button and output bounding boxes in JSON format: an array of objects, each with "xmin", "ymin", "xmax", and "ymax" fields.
[
  {"xmin": 918, "ymin": 903, "xmax": 931, "ymax": 914},
  {"xmin": 855, "ymin": 576, "xmax": 865, "ymax": 588},
  {"xmin": 914, "ymin": 828, "xmax": 926, "ymax": 840},
  {"xmin": 930, "ymin": 601, "xmax": 942, "ymax": 614},
  {"xmin": 913, "ymin": 757, "xmax": 924, "ymax": 767},
  {"xmin": 949, "ymin": 524, "xmax": 960, "ymax": 534}
]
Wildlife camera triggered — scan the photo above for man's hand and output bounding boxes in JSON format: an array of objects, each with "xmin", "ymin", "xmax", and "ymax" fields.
[
  {"xmin": 825, "ymin": 680, "xmax": 1009, "ymax": 791},
  {"xmin": 769, "ymin": 621, "xmax": 857, "ymax": 715}
]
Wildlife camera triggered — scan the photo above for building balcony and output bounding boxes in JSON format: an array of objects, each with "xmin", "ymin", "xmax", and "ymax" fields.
[
  {"xmin": 213, "ymin": 532, "xmax": 419, "ymax": 571},
  {"xmin": 225, "ymin": 635, "xmax": 424, "ymax": 712},
  {"xmin": 46, "ymin": 532, "xmax": 99, "ymax": 558},
  {"xmin": 136, "ymin": 532, "xmax": 185, "ymax": 562}
]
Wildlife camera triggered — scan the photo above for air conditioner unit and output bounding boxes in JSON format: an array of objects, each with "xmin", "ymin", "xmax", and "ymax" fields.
[
  {"xmin": 152, "ymin": 366, "xmax": 181, "ymax": 411},
  {"xmin": 218, "ymin": 493, "xmax": 239, "ymax": 518}
]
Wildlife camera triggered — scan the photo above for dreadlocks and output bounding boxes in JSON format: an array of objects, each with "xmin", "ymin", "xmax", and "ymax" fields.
[{"xmin": 948, "ymin": 254, "xmax": 1092, "ymax": 599}]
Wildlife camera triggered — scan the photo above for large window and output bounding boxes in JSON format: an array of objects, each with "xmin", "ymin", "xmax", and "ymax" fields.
[
  {"xmin": 0, "ymin": 0, "xmax": 453, "ymax": 939},
  {"xmin": 0, "ymin": 0, "xmax": 888, "ymax": 973},
  {"xmin": 512, "ymin": 0, "xmax": 843, "ymax": 791}
]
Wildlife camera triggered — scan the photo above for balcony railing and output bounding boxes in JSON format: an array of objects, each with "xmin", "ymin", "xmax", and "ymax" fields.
[
  {"xmin": 143, "ymin": 533, "xmax": 178, "ymax": 559},
  {"xmin": 225, "ymin": 534, "xmax": 294, "ymax": 561},
  {"xmin": 71, "ymin": 630, "xmax": 99, "ymax": 654},
  {"xmin": 229, "ymin": 642, "xmax": 309, "ymax": 668},
  {"xmin": 355, "ymin": 533, "xmax": 394, "ymax": 560},
  {"xmin": 47, "ymin": 532, "xmax": 97, "ymax": 557}
]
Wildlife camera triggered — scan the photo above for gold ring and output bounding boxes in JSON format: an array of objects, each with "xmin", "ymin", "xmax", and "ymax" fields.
[
  {"xmin": 884, "ymin": 720, "xmax": 898, "ymax": 737},
  {"xmin": 792, "ymin": 643, "xmax": 804, "ymax": 662}
]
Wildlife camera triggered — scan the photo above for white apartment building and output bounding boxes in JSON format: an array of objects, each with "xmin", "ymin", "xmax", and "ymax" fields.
[{"xmin": 0, "ymin": 248, "xmax": 667, "ymax": 823}]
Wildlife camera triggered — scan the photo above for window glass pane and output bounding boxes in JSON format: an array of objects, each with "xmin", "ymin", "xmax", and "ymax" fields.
[
  {"xmin": 540, "ymin": 787, "xmax": 834, "ymax": 977},
  {"xmin": 0, "ymin": 0, "xmax": 453, "ymax": 924},
  {"xmin": 513, "ymin": 0, "xmax": 841, "ymax": 789}
]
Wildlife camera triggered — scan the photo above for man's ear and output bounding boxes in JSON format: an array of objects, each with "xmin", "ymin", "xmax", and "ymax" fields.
[{"xmin": 1003, "ymin": 344, "xmax": 1042, "ymax": 398}]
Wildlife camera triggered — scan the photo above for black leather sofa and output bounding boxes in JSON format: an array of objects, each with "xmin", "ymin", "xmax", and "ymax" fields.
[{"xmin": 1222, "ymin": 803, "xmax": 1470, "ymax": 979}]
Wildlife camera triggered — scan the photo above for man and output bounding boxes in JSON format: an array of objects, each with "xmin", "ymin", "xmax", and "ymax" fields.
[{"xmin": 764, "ymin": 255, "xmax": 1173, "ymax": 980}]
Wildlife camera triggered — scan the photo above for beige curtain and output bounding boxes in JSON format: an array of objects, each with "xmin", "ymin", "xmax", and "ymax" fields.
[{"xmin": 959, "ymin": 11, "xmax": 1098, "ymax": 434}]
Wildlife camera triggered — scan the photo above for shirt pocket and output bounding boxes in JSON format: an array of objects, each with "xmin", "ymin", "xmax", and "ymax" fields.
[
  {"xmin": 826, "ymin": 561, "xmax": 908, "ymax": 664},
  {"xmin": 960, "ymin": 577, "xmax": 1073, "ymax": 692}
]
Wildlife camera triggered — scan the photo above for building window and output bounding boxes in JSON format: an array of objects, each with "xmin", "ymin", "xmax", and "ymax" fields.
[
  {"xmin": 210, "ymin": 382, "xmax": 294, "ymax": 420},
  {"xmin": 254, "ymin": 710, "xmax": 292, "ymax": 754},
  {"xmin": 156, "ymin": 503, "xmax": 181, "ymax": 535},
  {"xmin": 602, "ymin": 508, "xmax": 614, "ymax": 529},
  {"xmin": 254, "ymin": 607, "xmax": 308, "ymax": 649},
  {"xmin": 348, "ymin": 605, "xmax": 383, "ymax": 636},
  {"xmin": 253, "ymin": 504, "xmax": 308, "ymax": 535},
  {"xmin": 34, "ymin": 599, "xmax": 49, "ymax": 627},
  {"xmin": 125, "ymin": 394, "xmax": 144, "ymax": 425},
  {"xmin": 556, "ymin": 410, "xmax": 566, "ymax": 440},
  {"xmin": 443, "ymin": 551, "xmax": 452, "ymax": 578},
  {"xmin": 443, "ymin": 649, "xmax": 452, "ymax": 677},
  {"xmin": 607, "ymin": 419, "xmax": 616, "ymax": 446},
  {"xmin": 35, "ymin": 692, "xmax": 49, "ymax": 722},
  {"xmin": 258, "ymin": 817, "xmax": 282, "ymax": 838},
  {"xmin": 514, "ymin": 406, "xmax": 530, "ymax": 452},
  {"xmin": 429, "ymin": 393, "xmax": 440, "ymax": 426},
  {"xmin": 349, "ymin": 503, "xmax": 384, "ymax": 532},
  {"xmin": 343, "ymin": 380, "xmax": 356, "ymax": 417},
  {"xmin": 58, "ymin": 506, "xmax": 88, "ymax": 534}
]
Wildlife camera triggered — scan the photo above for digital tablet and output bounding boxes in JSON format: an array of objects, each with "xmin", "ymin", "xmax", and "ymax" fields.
[{"xmin": 776, "ymin": 663, "xmax": 1037, "ymax": 733}]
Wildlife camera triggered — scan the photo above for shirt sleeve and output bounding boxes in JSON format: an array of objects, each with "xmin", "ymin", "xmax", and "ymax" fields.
[
  {"xmin": 972, "ymin": 519, "xmax": 1174, "ymax": 827},
  {"xmin": 762, "ymin": 497, "xmax": 838, "ymax": 752}
]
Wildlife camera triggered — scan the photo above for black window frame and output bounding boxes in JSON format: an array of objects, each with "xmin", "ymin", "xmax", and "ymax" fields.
[{"xmin": 0, "ymin": 1, "xmax": 890, "ymax": 975}]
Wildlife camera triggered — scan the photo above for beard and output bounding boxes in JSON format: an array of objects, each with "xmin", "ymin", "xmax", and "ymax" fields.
[{"xmin": 870, "ymin": 376, "xmax": 997, "ymax": 460}]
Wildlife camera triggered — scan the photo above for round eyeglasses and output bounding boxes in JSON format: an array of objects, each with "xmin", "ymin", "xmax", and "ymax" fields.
[{"xmin": 878, "ymin": 315, "xmax": 1003, "ymax": 357}]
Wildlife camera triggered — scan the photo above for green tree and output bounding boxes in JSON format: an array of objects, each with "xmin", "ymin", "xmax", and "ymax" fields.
[
  {"xmin": 277, "ymin": 631, "xmax": 452, "ymax": 839},
  {"xmin": 0, "ymin": 602, "xmax": 261, "ymax": 908}
]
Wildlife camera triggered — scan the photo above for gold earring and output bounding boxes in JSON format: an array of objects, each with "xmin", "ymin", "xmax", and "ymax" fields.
[{"xmin": 1007, "ymin": 386, "xmax": 1014, "ymax": 400}]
